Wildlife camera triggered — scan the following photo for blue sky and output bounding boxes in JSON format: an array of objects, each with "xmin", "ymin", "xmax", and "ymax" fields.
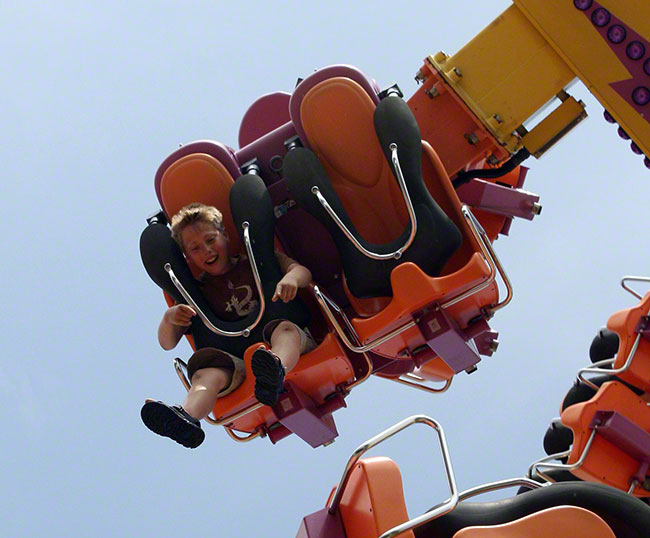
[{"xmin": 3, "ymin": 1, "xmax": 649, "ymax": 536}]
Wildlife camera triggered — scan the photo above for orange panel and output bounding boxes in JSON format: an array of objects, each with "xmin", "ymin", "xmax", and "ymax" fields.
[
  {"xmin": 452, "ymin": 505, "xmax": 614, "ymax": 538},
  {"xmin": 561, "ymin": 381, "xmax": 650, "ymax": 497},
  {"xmin": 607, "ymin": 292, "xmax": 650, "ymax": 392},
  {"xmin": 338, "ymin": 457, "xmax": 415, "ymax": 538}
]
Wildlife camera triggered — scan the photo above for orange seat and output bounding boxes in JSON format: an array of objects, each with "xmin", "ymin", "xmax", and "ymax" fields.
[
  {"xmin": 561, "ymin": 381, "xmax": 650, "ymax": 497},
  {"xmin": 606, "ymin": 291, "xmax": 650, "ymax": 392},
  {"xmin": 336, "ymin": 457, "xmax": 415, "ymax": 538},
  {"xmin": 292, "ymin": 75, "xmax": 502, "ymax": 377},
  {"xmin": 452, "ymin": 505, "xmax": 614, "ymax": 538},
  {"xmin": 151, "ymin": 142, "xmax": 368, "ymax": 446}
]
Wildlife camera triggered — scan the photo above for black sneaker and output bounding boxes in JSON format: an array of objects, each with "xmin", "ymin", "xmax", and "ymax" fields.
[
  {"xmin": 140, "ymin": 400, "xmax": 205, "ymax": 448},
  {"xmin": 251, "ymin": 348, "xmax": 285, "ymax": 406}
]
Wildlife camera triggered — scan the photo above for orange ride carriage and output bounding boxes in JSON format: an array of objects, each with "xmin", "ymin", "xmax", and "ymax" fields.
[
  {"xmin": 140, "ymin": 63, "xmax": 539, "ymax": 447},
  {"xmin": 532, "ymin": 276, "xmax": 650, "ymax": 498}
]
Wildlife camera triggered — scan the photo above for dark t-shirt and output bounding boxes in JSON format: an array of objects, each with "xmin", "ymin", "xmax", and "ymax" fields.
[{"xmin": 197, "ymin": 251, "xmax": 296, "ymax": 322}]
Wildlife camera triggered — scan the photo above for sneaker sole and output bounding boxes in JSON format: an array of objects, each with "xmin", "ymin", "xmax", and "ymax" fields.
[
  {"xmin": 251, "ymin": 351, "xmax": 284, "ymax": 406},
  {"xmin": 141, "ymin": 401, "xmax": 205, "ymax": 449}
]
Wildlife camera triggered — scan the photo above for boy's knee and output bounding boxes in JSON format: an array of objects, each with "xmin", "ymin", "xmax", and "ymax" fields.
[
  {"xmin": 191, "ymin": 367, "xmax": 232, "ymax": 391},
  {"xmin": 274, "ymin": 321, "xmax": 298, "ymax": 336}
]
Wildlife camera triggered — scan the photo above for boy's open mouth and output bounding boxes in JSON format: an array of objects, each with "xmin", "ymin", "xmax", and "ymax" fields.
[{"xmin": 205, "ymin": 254, "xmax": 219, "ymax": 265}]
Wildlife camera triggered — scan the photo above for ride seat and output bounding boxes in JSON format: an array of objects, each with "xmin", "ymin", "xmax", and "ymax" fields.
[
  {"xmin": 286, "ymin": 72, "xmax": 502, "ymax": 375},
  {"xmin": 561, "ymin": 380, "xmax": 650, "ymax": 497},
  {"xmin": 142, "ymin": 141, "xmax": 363, "ymax": 446},
  {"xmin": 337, "ymin": 457, "xmax": 415, "ymax": 538}
]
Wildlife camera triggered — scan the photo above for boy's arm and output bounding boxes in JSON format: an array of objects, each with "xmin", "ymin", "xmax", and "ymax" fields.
[
  {"xmin": 158, "ymin": 304, "xmax": 196, "ymax": 350},
  {"xmin": 273, "ymin": 251, "xmax": 312, "ymax": 303}
]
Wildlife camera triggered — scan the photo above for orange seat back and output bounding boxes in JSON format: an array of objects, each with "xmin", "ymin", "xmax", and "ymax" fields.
[
  {"xmin": 159, "ymin": 152, "xmax": 242, "ymax": 257},
  {"xmin": 300, "ymin": 77, "xmax": 408, "ymax": 246},
  {"xmin": 452, "ymin": 505, "xmax": 614, "ymax": 538},
  {"xmin": 561, "ymin": 381, "xmax": 650, "ymax": 497},
  {"xmin": 607, "ymin": 292, "xmax": 650, "ymax": 392},
  {"xmin": 338, "ymin": 456, "xmax": 415, "ymax": 538}
]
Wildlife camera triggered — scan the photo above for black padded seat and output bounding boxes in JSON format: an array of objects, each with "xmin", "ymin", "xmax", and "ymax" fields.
[{"xmin": 414, "ymin": 482, "xmax": 650, "ymax": 538}]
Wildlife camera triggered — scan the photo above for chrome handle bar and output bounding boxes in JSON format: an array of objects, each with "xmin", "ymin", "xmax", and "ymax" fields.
[
  {"xmin": 312, "ymin": 143, "xmax": 417, "ymax": 260},
  {"xmin": 621, "ymin": 275, "xmax": 650, "ymax": 300},
  {"xmin": 327, "ymin": 414, "xmax": 458, "ymax": 538}
]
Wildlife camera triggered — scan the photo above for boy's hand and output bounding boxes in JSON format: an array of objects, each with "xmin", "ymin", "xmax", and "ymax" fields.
[
  {"xmin": 273, "ymin": 275, "xmax": 298, "ymax": 303},
  {"xmin": 164, "ymin": 304, "xmax": 196, "ymax": 326}
]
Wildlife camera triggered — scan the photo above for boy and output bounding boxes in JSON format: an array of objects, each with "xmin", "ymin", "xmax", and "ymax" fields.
[{"xmin": 141, "ymin": 203, "xmax": 315, "ymax": 448}]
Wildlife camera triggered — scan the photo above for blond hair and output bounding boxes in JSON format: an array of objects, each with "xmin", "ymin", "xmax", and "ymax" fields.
[{"xmin": 170, "ymin": 203, "xmax": 225, "ymax": 251}]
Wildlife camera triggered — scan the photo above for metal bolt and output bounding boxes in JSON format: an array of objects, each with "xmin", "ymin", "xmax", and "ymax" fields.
[
  {"xmin": 465, "ymin": 365, "xmax": 478, "ymax": 374},
  {"xmin": 532, "ymin": 202, "xmax": 543, "ymax": 216},
  {"xmin": 323, "ymin": 439, "xmax": 336, "ymax": 447},
  {"xmin": 490, "ymin": 339, "xmax": 499, "ymax": 353},
  {"xmin": 424, "ymin": 87, "xmax": 439, "ymax": 99}
]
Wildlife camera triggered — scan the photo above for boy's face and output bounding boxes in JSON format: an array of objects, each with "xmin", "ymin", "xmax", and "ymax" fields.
[{"xmin": 181, "ymin": 221, "xmax": 231, "ymax": 276}]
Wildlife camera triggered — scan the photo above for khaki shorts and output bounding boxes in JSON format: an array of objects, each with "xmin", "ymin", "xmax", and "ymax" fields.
[{"xmin": 186, "ymin": 321, "xmax": 317, "ymax": 398}]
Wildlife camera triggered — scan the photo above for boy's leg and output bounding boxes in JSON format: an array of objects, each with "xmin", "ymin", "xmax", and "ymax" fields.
[
  {"xmin": 269, "ymin": 321, "xmax": 301, "ymax": 372},
  {"xmin": 252, "ymin": 321, "xmax": 303, "ymax": 406},
  {"xmin": 183, "ymin": 367, "xmax": 233, "ymax": 419},
  {"xmin": 141, "ymin": 366, "xmax": 232, "ymax": 449}
]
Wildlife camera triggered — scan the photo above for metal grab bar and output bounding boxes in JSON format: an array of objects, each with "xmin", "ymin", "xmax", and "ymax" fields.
[
  {"xmin": 327, "ymin": 415, "xmax": 459, "ymax": 538},
  {"xmin": 577, "ymin": 319, "xmax": 646, "ymax": 391},
  {"xmin": 621, "ymin": 275, "xmax": 650, "ymax": 300},
  {"xmin": 458, "ymin": 477, "xmax": 543, "ymax": 501},
  {"xmin": 313, "ymin": 285, "xmax": 416, "ymax": 353},
  {"xmin": 460, "ymin": 206, "xmax": 513, "ymax": 314},
  {"xmin": 381, "ymin": 372, "xmax": 453, "ymax": 394},
  {"xmin": 529, "ymin": 429, "xmax": 598, "ymax": 483},
  {"xmin": 164, "ymin": 221, "xmax": 265, "ymax": 338},
  {"xmin": 311, "ymin": 142, "xmax": 417, "ymax": 260}
]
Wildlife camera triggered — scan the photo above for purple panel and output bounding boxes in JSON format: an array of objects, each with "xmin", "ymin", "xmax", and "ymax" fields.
[
  {"xmin": 414, "ymin": 306, "xmax": 481, "ymax": 373},
  {"xmin": 238, "ymin": 92, "xmax": 291, "ymax": 148},
  {"xmin": 456, "ymin": 178, "xmax": 541, "ymax": 220},
  {"xmin": 289, "ymin": 65, "xmax": 381, "ymax": 150},
  {"xmin": 589, "ymin": 410, "xmax": 650, "ymax": 463},
  {"xmin": 296, "ymin": 508, "xmax": 347, "ymax": 538},
  {"xmin": 274, "ymin": 381, "xmax": 340, "ymax": 448},
  {"xmin": 577, "ymin": 2, "xmax": 650, "ymax": 126},
  {"xmin": 267, "ymin": 180, "xmax": 344, "ymax": 298},
  {"xmin": 235, "ymin": 122, "xmax": 297, "ymax": 186},
  {"xmin": 154, "ymin": 141, "xmax": 240, "ymax": 215}
]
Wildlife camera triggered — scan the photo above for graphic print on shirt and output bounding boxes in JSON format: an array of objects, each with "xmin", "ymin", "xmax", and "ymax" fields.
[{"xmin": 225, "ymin": 279, "xmax": 258, "ymax": 316}]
